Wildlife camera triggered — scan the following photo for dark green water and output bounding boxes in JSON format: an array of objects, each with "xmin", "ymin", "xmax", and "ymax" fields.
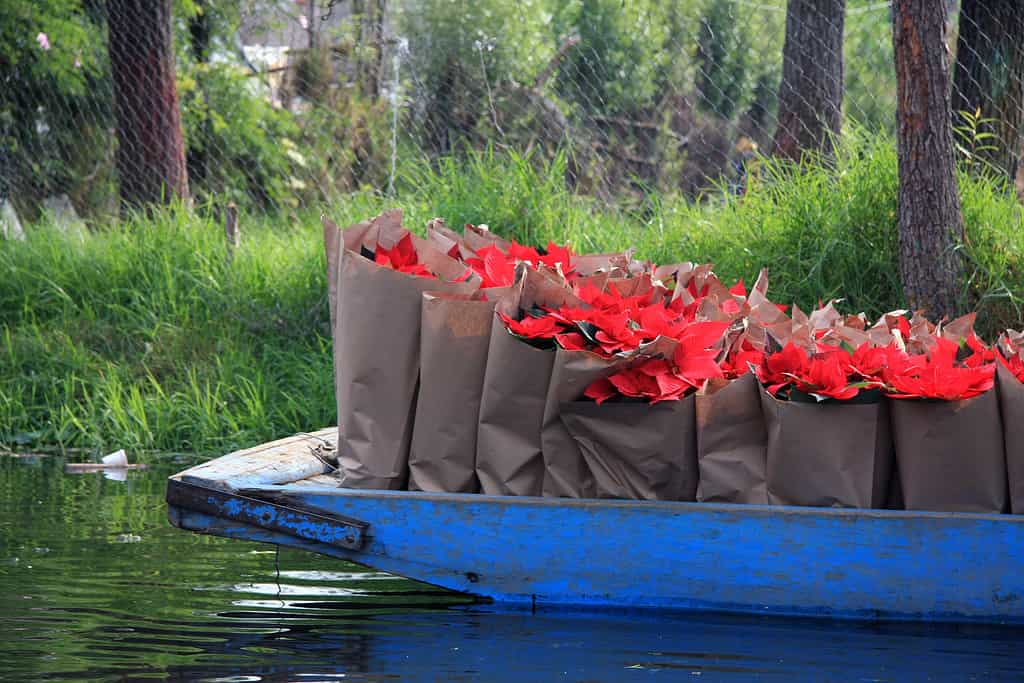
[{"xmin": 3, "ymin": 455, "xmax": 1024, "ymax": 682}]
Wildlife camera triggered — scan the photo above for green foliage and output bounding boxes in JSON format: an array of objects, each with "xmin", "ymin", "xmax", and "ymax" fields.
[
  {"xmin": 296, "ymin": 67, "xmax": 394, "ymax": 197},
  {"xmin": 3, "ymin": 131, "xmax": 1022, "ymax": 453},
  {"xmin": 554, "ymin": 0, "xmax": 670, "ymax": 115},
  {"xmin": 177, "ymin": 60, "xmax": 307, "ymax": 209},
  {"xmin": 844, "ymin": 4, "xmax": 897, "ymax": 134},
  {"xmin": 396, "ymin": 0, "xmax": 555, "ymax": 152},
  {"xmin": 694, "ymin": 0, "xmax": 752, "ymax": 119},
  {"xmin": 0, "ymin": 202, "xmax": 348, "ymax": 454},
  {"xmin": 0, "ymin": 0, "xmax": 112, "ymax": 209},
  {"xmin": 954, "ymin": 106, "xmax": 1001, "ymax": 176}
]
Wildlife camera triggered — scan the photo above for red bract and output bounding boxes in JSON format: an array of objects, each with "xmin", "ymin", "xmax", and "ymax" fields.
[
  {"xmin": 374, "ymin": 233, "xmax": 437, "ymax": 278},
  {"xmin": 462, "ymin": 240, "xmax": 575, "ymax": 287},
  {"xmin": 637, "ymin": 304, "xmax": 691, "ymax": 339},
  {"xmin": 582, "ymin": 320, "xmax": 729, "ymax": 404},
  {"xmin": 674, "ymin": 321, "xmax": 729, "ymax": 384},
  {"xmin": 508, "ymin": 241, "xmax": 542, "ymax": 263},
  {"xmin": 539, "ymin": 241, "xmax": 574, "ymax": 275},
  {"xmin": 760, "ymin": 342, "xmax": 867, "ymax": 400},
  {"xmin": 554, "ymin": 332, "xmax": 589, "ymax": 351},
  {"xmin": 464, "ymin": 245, "xmax": 516, "ymax": 288},
  {"xmin": 583, "ymin": 377, "xmax": 618, "ymax": 404},
  {"xmin": 721, "ymin": 342, "xmax": 766, "ymax": 379},
  {"xmin": 849, "ymin": 342, "xmax": 898, "ymax": 380},
  {"xmin": 585, "ymin": 358, "xmax": 687, "ymax": 405},
  {"xmin": 592, "ymin": 310, "xmax": 644, "ymax": 356},
  {"xmin": 575, "ymin": 284, "xmax": 654, "ymax": 315},
  {"xmin": 499, "ymin": 312, "xmax": 566, "ymax": 340},
  {"xmin": 1000, "ymin": 353, "xmax": 1024, "ymax": 383},
  {"xmin": 883, "ymin": 336, "xmax": 994, "ymax": 401},
  {"xmin": 962, "ymin": 334, "xmax": 997, "ymax": 367}
]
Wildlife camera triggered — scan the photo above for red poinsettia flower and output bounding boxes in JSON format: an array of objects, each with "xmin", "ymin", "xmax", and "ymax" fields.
[
  {"xmin": 464, "ymin": 244, "xmax": 516, "ymax": 288},
  {"xmin": 499, "ymin": 312, "xmax": 566, "ymax": 340},
  {"xmin": 962, "ymin": 334, "xmax": 997, "ymax": 367},
  {"xmin": 883, "ymin": 336, "xmax": 994, "ymax": 401},
  {"xmin": 591, "ymin": 310, "xmax": 644, "ymax": 356},
  {"xmin": 582, "ymin": 319, "xmax": 730, "ymax": 405},
  {"xmin": 999, "ymin": 352, "xmax": 1024, "ymax": 383},
  {"xmin": 721, "ymin": 341, "xmax": 766, "ymax": 379},
  {"xmin": 507, "ymin": 241, "xmax": 543, "ymax": 263},
  {"xmin": 636, "ymin": 304, "xmax": 691, "ymax": 340},
  {"xmin": 538, "ymin": 241, "xmax": 575, "ymax": 275},
  {"xmin": 674, "ymin": 321, "xmax": 729, "ymax": 385},
  {"xmin": 760, "ymin": 342, "xmax": 865, "ymax": 401},
  {"xmin": 583, "ymin": 377, "xmax": 618, "ymax": 404},
  {"xmin": 555, "ymin": 332, "xmax": 589, "ymax": 351},
  {"xmin": 374, "ymin": 233, "xmax": 437, "ymax": 279},
  {"xmin": 461, "ymin": 240, "xmax": 575, "ymax": 287}
]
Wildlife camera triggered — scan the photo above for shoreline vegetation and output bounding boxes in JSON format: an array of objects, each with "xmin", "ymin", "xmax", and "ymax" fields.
[{"xmin": 2, "ymin": 133, "xmax": 1022, "ymax": 458}]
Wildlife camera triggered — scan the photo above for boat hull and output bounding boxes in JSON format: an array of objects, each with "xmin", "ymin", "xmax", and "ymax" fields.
[{"xmin": 167, "ymin": 431, "xmax": 1024, "ymax": 624}]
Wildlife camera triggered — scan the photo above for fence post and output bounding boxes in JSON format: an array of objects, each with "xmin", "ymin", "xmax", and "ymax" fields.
[{"xmin": 224, "ymin": 202, "xmax": 240, "ymax": 261}]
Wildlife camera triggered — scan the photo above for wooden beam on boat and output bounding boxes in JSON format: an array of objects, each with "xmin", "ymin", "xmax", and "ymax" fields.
[
  {"xmin": 166, "ymin": 477, "xmax": 366, "ymax": 550},
  {"xmin": 180, "ymin": 428, "xmax": 336, "ymax": 490}
]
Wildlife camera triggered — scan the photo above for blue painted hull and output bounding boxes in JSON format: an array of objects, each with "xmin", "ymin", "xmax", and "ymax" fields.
[{"xmin": 167, "ymin": 432, "xmax": 1024, "ymax": 624}]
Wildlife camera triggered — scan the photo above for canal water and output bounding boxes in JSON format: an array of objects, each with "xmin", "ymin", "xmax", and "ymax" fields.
[{"xmin": 2, "ymin": 454, "xmax": 1024, "ymax": 682}]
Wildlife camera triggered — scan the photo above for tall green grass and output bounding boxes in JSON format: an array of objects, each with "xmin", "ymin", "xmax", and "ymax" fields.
[{"xmin": 1, "ymin": 131, "xmax": 1022, "ymax": 456}]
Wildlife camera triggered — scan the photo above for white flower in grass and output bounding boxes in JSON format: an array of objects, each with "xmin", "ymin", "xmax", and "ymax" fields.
[{"xmin": 36, "ymin": 33, "xmax": 50, "ymax": 51}]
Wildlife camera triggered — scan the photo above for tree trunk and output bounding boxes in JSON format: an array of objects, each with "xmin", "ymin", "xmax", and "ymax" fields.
[
  {"xmin": 187, "ymin": 0, "xmax": 212, "ymax": 188},
  {"xmin": 359, "ymin": 0, "xmax": 386, "ymax": 99},
  {"xmin": 892, "ymin": 0, "xmax": 965, "ymax": 320},
  {"xmin": 307, "ymin": 0, "xmax": 318, "ymax": 50},
  {"xmin": 952, "ymin": 0, "xmax": 1024, "ymax": 181},
  {"xmin": 107, "ymin": 0, "xmax": 189, "ymax": 210},
  {"xmin": 771, "ymin": 0, "xmax": 846, "ymax": 161}
]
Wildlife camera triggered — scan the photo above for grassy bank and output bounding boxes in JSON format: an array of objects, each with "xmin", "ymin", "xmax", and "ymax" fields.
[{"xmin": 2, "ymin": 131, "xmax": 1022, "ymax": 457}]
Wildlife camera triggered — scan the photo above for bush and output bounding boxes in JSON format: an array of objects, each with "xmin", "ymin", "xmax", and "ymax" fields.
[
  {"xmin": 177, "ymin": 60, "xmax": 307, "ymax": 210},
  {"xmin": 0, "ymin": 1, "xmax": 113, "ymax": 215},
  {"xmin": 397, "ymin": 0, "xmax": 555, "ymax": 154}
]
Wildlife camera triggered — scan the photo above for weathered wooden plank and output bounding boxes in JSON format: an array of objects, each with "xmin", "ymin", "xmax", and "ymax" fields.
[
  {"xmin": 290, "ymin": 473, "xmax": 342, "ymax": 488},
  {"xmin": 179, "ymin": 428, "xmax": 335, "ymax": 490}
]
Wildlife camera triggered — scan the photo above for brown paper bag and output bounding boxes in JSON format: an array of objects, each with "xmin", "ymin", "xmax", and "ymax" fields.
[
  {"xmin": 998, "ymin": 364, "xmax": 1024, "ymax": 514},
  {"xmin": 891, "ymin": 389, "xmax": 1007, "ymax": 513},
  {"xmin": 324, "ymin": 213, "xmax": 379, "ymax": 332},
  {"xmin": 327, "ymin": 213, "xmax": 477, "ymax": 490},
  {"xmin": 559, "ymin": 396, "xmax": 698, "ymax": 501},
  {"xmin": 760, "ymin": 386, "xmax": 893, "ymax": 508},
  {"xmin": 540, "ymin": 349, "xmax": 617, "ymax": 498},
  {"xmin": 475, "ymin": 315, "xmax": 555, "ymax": 496},
  {"xmin": 408, "ymin": 292, "xmax": 500, "ymax": 493},
  {"xmin": 540, "ymin": 337, "xmax": 677, "ymax": 498},
  {"xmin": 463, "ymin": 223, "xmax": 512, "ymax": 253},
  {"xmin": 695, "ymin": 373, "xmax": 769, "ymax": 504},
  {"xmin": 475, "ymin": 268, "xmax": 580, "ymax": 496}
]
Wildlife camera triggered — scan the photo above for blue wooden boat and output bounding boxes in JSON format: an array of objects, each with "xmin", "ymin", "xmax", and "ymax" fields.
[{"xmin": 167, "ymin": 428, "xmax": 1024, "ymax": 624}]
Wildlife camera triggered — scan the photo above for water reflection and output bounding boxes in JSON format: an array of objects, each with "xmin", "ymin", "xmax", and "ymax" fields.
[{"xmin": 2, "ymin": 455, "xmax": 1024, "ymax": 682}]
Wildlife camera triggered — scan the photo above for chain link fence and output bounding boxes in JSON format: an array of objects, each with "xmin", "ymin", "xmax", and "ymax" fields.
[{"xmin": 0, "ymin": 0, "xmax": 1020, "ymax": 229}]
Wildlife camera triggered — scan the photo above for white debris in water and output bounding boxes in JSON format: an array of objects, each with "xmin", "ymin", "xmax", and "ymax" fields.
[{"xmin": 101, "ymin": 449, "xmax": 128, "ymax": 467}]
